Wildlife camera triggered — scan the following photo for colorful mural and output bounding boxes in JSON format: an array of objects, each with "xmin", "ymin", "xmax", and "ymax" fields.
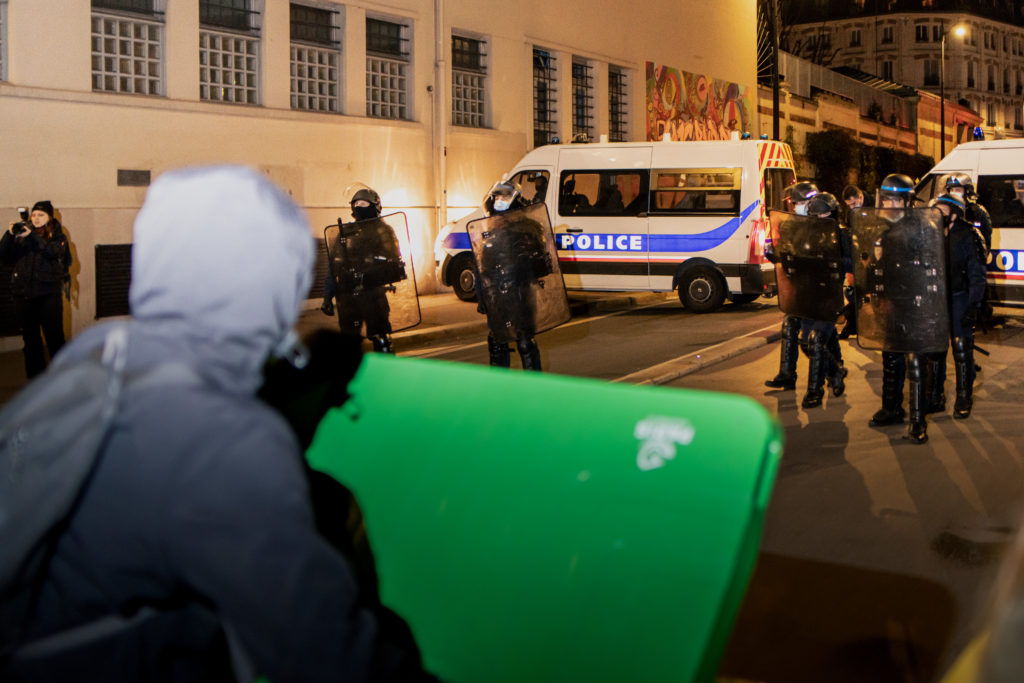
[{"xmin": 646, "ymin": 62, "xmax": 752, "ymax": 142}]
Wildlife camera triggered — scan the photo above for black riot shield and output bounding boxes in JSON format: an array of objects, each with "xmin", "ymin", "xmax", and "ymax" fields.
[
  {"xmin": 771, "ymin": 212, "xmax": 846, "ymax": 322},
  {"xmin": 850, "ymin": 207, "xmax": 949, "ymax": 354},
  {"xmin": 324, "ymin": 212, "xmax": 421, "ymax": 333},
  {"xmin": 467, "ymin": 203, "xmax": 570, "ymax": 344}
]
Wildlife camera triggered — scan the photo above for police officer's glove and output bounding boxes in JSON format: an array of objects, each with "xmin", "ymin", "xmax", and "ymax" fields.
[
  {"xmin": 961, "ymin": 307, "xmax": 978, "ymax": 331},
  {"xmin": 320, "ymin": 298, "xmax": 335, "ymax": 316}
]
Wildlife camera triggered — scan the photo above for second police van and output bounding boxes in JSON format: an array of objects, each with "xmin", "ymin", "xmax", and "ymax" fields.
[
  {"xmin": 914, "ymin": 138, "xmax": 1024, "ymax": 306},
  {"xmin": 434, "ymin": 137, "xmax": 797, "ymax": 313}
]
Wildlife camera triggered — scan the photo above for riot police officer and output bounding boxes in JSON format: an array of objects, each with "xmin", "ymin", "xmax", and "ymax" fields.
[
  {"xmin": 932, "ymin": 193, "xmax": 987, "ymax": 422},
  {"xmin": 474, "ymin": 180, "xmax": 553, "ymax": 371},
  {"xmin": 330, "ymin": 186, "xmax": 403, "ymax": 353},
  {"xmin": 765, "ymin": 181, "xmax": 819, "ymax": 390},
  {"xmin": 944, "ymin": 173, "xmax": 993, "ymax": 249},
  {"xmin": 797, "ymin": 192, "xmax": 851, "ymax": 408},
  {"xmin": 868, "ymin": 173, "xmax": 916, "ymax": 427}
]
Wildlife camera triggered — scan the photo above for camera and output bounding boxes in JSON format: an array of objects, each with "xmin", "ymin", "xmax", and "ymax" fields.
[{"xmin": 11, "ymin": 207, "xmax": 30, "ymax": 235}]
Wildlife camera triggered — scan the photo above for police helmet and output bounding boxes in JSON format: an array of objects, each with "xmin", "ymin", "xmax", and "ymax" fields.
[
  {"xmin": 786, "ymin": 181, "xmax": 819, "ymax": 205},
  {"xmin": 483, "ymin": 180, "xmax": 527, "ymax": 216},
  {"xmin": 944, "ymin": 172, "xmax": 975, "ymax": 198},
  {"xmin": 879, "ymin": 174, "xmax": 915, "ymax": 205},
  {"xmin": 349, "ymin": 186, "xmax": 382, "ymax": 213},
  {"xmin": 807, "ymin": 192, "xmax": 840, "ymax": 219},
  {"xmin": 934, "ymin": 193, "xmax": 966, "ymax": 220}
]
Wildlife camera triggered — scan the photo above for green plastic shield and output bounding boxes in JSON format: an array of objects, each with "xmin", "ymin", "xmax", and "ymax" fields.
[{"xmin": 307, "ymin": 354, "xmax": 783, "ymax": 683}]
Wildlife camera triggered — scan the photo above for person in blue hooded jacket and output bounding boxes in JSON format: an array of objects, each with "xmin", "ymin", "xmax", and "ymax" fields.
[{"xmin": 1, "ymin": 167, "xmax": 435, "ymax": 683}]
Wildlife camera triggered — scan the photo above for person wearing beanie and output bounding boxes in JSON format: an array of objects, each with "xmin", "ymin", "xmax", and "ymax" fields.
[{"xmin": 0, "ymin": 199, "xmax": 72, "ymax": 378}]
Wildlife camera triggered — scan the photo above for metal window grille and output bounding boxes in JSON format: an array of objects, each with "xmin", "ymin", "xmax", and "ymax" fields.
[
  {"xmin": 291, "ymin": 3, "xmax": 338, "ymax": 47},
  {"xmin": 92, "ymin": 0, "xmax": 158, "ymax": 15},
  {"xmin": 291, "ymin": 44, "xmax": 339, "ymax": 112},
  {"xmin": 608, "ymin": 66, "xmax": 628, "ymax": 142},
  {"xmin": 200, "ymin": 29, "xmax": 259, "ymax": 104},
  {"xmin": 571, "ymin": 60, "xmax": 593, "ymax": 140},
  {"xmin": 533, "ymin": 48, "xmax": 557, "ymax": 147},
  {"xmin": 452, "ymin": 36, "xmax": 485, "ymax": 128},
  {"xmin": 200, "ymin": 0, "xmax": 258, "ymax": 34},
  {"xmin": 91, "ymin": 12, "xmax": 164, "ymax": 95},
  {"xmin": 366, "ymin": 18, "xmax": 407, "ymax": 58},
  {"xmin": 366, "ymin": 56, "xmax": 407, "ymax": 119}
]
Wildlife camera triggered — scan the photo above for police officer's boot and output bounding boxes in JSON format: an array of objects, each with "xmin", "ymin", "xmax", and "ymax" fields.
[
  {"xmin": 905, "ymin": 354, "xmax": 928, "ymax": 444},
  {"xmin": 765, "ymin": 316, "xmax": 799, "ymax": 390},
  {"xmin": 826, "ymin": 330, "xmax": 847, "ymax": 397},
  {"xmin": 517, "ymin": 336, "xmax": 542, "ymax": 372},
  {"xmin": 801, "ymin": 330, "xmax": 827, "ymax": 409},
  {"xmin": 369, "ymin": 334, "xmax": 394, "ymax": 354},
  {"xmin": 487, "ymin": 334, "xmax": 511, "ymax": 367},
  {"xmin": 926, "ymin": 353, "xmax": 946, "ymax": 414},
  {"xmin": 953, "ymin": 337, "xmax": 974, "ymax": 419},
  {"xmin": 870, "ymin": 352, "xmax": 907, "ymax": 426}
]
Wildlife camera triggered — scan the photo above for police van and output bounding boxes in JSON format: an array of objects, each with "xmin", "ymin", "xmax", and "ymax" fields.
[
  {"xmin": 434, "ymin": 138, "xmax": 797, "ymax": 312},
  {"xmin": 914, "ymin": 138, "xmax": 1024, "ymax": 305}
]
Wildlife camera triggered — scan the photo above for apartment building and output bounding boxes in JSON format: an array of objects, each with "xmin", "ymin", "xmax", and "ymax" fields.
[
  {"xmin": 0, "ymin": 0, "xmax": 757, "ymax": 339},
  {"xmin": 785, "ymin": 0, "xmax": 1024, "ymax": 140}
]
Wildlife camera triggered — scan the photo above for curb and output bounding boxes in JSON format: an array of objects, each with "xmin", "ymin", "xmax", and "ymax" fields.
[{"xmin": 615, "ymin": 325, "xmax": 782, "ymax": 386}]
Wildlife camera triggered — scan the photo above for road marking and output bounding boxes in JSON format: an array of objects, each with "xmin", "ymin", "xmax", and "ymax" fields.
[{"xmin": 398, "ymin": 300, "xmax": 677, "ymax": 359}]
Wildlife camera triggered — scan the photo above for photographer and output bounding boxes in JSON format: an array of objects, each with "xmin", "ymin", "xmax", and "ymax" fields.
[{"xmin": 0, "ymin": 201, "xmax": 72, "ymax": 379}]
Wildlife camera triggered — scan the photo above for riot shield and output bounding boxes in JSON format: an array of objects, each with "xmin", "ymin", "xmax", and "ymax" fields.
[
  {"xmin": 324, "ymin": 212, "xmax": 420, "ymax": 333},
  {"xmin": 467, "ymin": 203, "xmax": 570, "ymax": 343},
  {"xmin": 850, "ymin": 207, "xmax": 949, "ymax": 354},
  {"xmin": 770, "ymin": 212, "xmax": 845, "ymax": 321}
]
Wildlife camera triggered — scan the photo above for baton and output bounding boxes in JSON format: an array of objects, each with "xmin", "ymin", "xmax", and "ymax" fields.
[{"xmin": 974, "ymin": 344, "xmax": 990, "ymax": 357}]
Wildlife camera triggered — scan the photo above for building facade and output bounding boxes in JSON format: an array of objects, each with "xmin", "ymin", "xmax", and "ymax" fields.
[
  {"xmin": 0, "ymin": 0, "xmax": 757, "ymax": 341},
  {"xmin": 785, "ymin": 1, "xmax": 1024, "ymax": 140}
]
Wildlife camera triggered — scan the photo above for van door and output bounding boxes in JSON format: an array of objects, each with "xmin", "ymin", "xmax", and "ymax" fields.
[{"xmin": 554, "ymin": 146, "xmax": 652, "ymax": 290}]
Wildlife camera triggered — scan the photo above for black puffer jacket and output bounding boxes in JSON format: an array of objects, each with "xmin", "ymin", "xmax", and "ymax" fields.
[{"xmin": 0, "ymin": 221, "xmax": 71, "ymax": 298}]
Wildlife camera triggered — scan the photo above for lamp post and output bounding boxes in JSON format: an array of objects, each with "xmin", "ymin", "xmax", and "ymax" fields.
[{"xmin": 940, "ymin": 24, "xmax": 967, "ymax": 159}]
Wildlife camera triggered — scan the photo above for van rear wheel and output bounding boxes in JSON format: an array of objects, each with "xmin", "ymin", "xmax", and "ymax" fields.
[
  {"xmin": 450, "ymin": 253, "xmax": 477, "ymax": 302},
  {"xmin": 678, "ymin": 266, "xmax": 726, "ymax": 313}
]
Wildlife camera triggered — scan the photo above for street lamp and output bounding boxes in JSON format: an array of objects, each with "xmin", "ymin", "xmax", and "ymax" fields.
[{"xmin": 940, "ymin": 24, "xmax": 967, "ymax": 159}]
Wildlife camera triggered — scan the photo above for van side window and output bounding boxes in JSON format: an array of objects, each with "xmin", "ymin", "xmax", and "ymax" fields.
[
  {"xmin": 558, "ymin": 170, "xmax": 649, "ymax": 217},
  {"xmin": 914, "ymin": 174, "xmax": 942, "ymax": 205},
  {"xmin": 650, "ymin": 169, "xmax": 741, "ymax": 215},
  {"xmin": 978, "ymin": 175, "xmax": 1024, "ymax": 227},
  {"xmin": 509, "ymin": 170, "xmax": 551, "ymax": 205},
  {"xmin": 763, "ymin": 168, "xmax": 796, "ymax": 213}
]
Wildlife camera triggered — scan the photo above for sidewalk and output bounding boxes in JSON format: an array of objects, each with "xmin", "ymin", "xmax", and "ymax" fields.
[{"xmin": 0, "ymin": 291, "xmax": 674, "ymax": 405}]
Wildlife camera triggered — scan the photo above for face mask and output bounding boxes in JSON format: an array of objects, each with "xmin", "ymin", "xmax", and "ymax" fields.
[
  {"xmin": 493, "ymin": 198, "xmax": 511, "ymax": 212},
  {"xmin": 352, "ymin": 206, "xmax": 378, "ymax": 221},
  {"xmin": 795, "ymin": 203, "xmax": 808, "ymax": 216}
]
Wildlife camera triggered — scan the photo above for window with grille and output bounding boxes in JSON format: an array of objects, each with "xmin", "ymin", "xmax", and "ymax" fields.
[
  {"xmin": 533, "ymin": 48, "xmax": 557, "ymax": 147},
  {"xmin": 571, "ymin": 60, "xmax": 593, "ymax": 142},
  {"xmin": 290, "ymin": 4, "xmax": 340, "ymax": 112},
  {"xmin": 365, "ymin": 18, "xmax": 409, "ymax": 119},
  {"xmin": 200, "ymin": 31, "xmax": 259, "ymax": 104},
  {"xmin": 91, "ymin": 1, "xmax": 164, "ymax": 95},
  {"xmin": 200, "ymin": 0, "xmax": 256, "ymax": 33},
  {"xmin": 609, "ymin": 66, "xmax": 628, "ymax": 142},
  {"xmin": 452, "ymin": 35, "xmax": 486, "ymax": 128}
]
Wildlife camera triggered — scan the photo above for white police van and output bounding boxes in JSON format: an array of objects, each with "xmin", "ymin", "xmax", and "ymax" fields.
[
  {"xmin": 435, "ymin": 138, "xmax": 797, "ymax": 312},
  {"xmin": 914, "ymin": 138, "xmax": 1024, "ymax": 305}
]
